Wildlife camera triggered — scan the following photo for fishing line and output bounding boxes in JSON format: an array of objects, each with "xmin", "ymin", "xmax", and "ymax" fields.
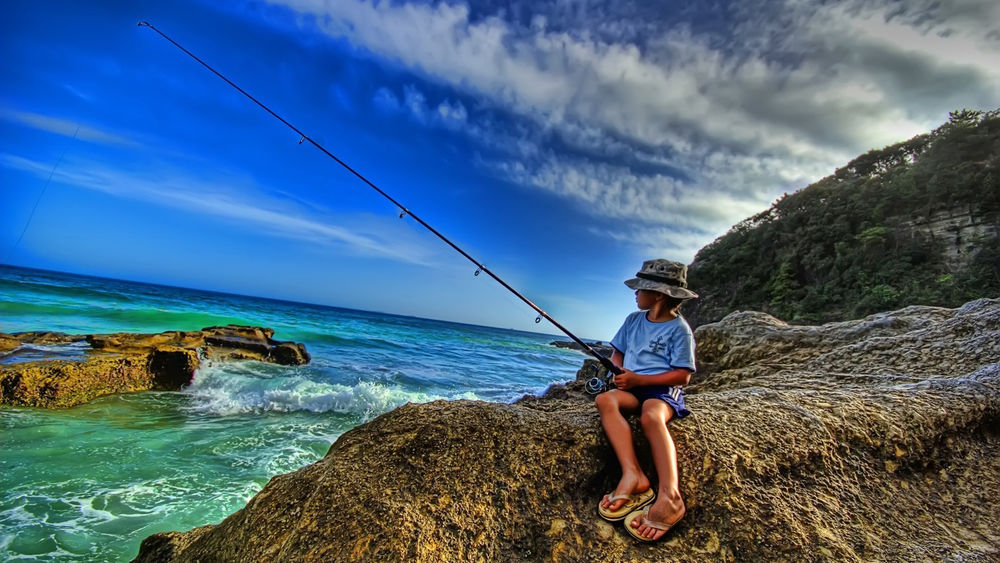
[
  {"xmin": 137, "ymin": 21, "xmax": 621, "ymax": 376},
  {"xmin": 3, "ymin": 125, "xmax": 80, "ymax": 266}
]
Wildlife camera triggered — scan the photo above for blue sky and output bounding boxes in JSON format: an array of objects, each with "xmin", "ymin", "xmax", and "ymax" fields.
[{"xmin": 2, "ymin": 0, "xmax": 998, "ymax": 338}]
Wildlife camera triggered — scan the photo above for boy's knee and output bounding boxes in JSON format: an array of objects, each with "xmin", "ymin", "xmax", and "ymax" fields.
[
  {"xmin": 640, "ymin": 407, "xmax": 665, "ymax": 429},
  {"xmin": 595, "ymin": 391, "xmax": 611, "ymax": 409},
  {"xmin": 639, "ymin": 410, "xmax": 655, "ymax": 428},
  {"xmin": 595, "ymin": 391, "xmax": 617, "ymax": 413}
]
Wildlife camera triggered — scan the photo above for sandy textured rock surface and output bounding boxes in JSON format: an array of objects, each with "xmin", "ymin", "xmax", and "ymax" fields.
[
  {"xmin": 0, "ymin": 325, "xmax": 309, "ymax": 408},
  {"xmin": 0, "ymin": 333, "xmax": 20, "ymax": 353},
  {"xmin": 135, "ymin": 300, "xmax": 1000, "ymax": 562}
]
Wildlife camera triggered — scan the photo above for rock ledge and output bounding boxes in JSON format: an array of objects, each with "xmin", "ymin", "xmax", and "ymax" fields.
[
  {"xmin": 0, "ymin": 325, "xmax": 309, "ymax": 408},
  {"xmin": 134, "ymin": 300, "xmax": 1000, "ymax": 562}
]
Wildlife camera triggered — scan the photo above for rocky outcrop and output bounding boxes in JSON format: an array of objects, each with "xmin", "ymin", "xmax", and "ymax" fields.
[
  {"xmin": 0, "ymin": 333, "xmax": 21, "ymax": 353},
  {"xmin": 134, "ymin": 299, "xmax": 1000, "ymax": 562},
  {"xmin": 902, "ymin": 205, "xmax": 1000, "ymax": 269},
  {"xmin": 689, "ymin": 299, "xmax": 998, "ymax": 393},
  {"xmin": 549, "ymin": 339, "xmax": 615, "ymax": 358},
  {"xmin": 0, "ymin": 325, "xmax": 309, "ymax": 408}
]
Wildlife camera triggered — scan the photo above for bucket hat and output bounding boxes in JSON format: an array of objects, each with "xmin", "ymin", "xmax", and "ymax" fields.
[{"xmin": 624, "ymin": 259, "xmax": 698, "ymax": 300}]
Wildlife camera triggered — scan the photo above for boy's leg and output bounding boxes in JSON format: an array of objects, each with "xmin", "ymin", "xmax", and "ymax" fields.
[
  {"xmin": 595, "ymin": 390, "xmax": 650, "ymax": 511},
  {"xmin": 630, "ymin": 399, "xmax": 685, "ymax": 540}
]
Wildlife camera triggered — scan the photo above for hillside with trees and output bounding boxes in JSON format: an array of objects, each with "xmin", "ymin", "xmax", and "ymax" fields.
[{"xmin": 685, "ymin": 109, "xmax": 1000, "ymax": 328}]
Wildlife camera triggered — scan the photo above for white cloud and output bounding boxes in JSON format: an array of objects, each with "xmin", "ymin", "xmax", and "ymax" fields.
[
  {"xmin": 373, "ymin": 86, "xmax": 401, "ymax": 113},
  {"xmin": 277, "ymin": 0, "xmax": 996, "ymax": 151},
  {"xmin": 1, "ymin": 107, "xmax": 140, "ymax": 148},
  {"xmin": 435, "ymin": 98, "xmax": 468, "ymax": 127},
  {"xmin": 0, "ymin": 152, "xmax": 438, "ymax": 265},
  {"xmin": 271, "ymin": 0, "xmax": 1000, "ymax": 255},
  {"xmin": 373, "ymin": 83, "xmax": 469, "ymax": 130},
  {"xmin": 402, "ymin": 84, "xmax": 427, "ymax": 119},
  {"xmin": 587, "ymin": 224, "xmax": 714, "ymax": 265},
  {"xmin": 487, "ymin": 152, "xmax": 768, "ymax": 255}
]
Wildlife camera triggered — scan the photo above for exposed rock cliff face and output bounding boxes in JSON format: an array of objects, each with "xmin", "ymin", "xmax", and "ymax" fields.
[
  {"xmin": 902, "ymin": 206, "xmax": 1000, "ymax": 270},
  {"xmin": 135, "ymin": 300, "xmax": 1000, "ymax": 562},
  {"xmin": 0, "ymin": 325, "xmax": 309, "ymax": 408}
]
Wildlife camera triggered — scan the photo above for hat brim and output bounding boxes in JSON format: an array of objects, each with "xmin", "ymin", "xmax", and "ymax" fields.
[{"xmin": 625, "ymin": 278, "xmax": 698, "ymax": 299}]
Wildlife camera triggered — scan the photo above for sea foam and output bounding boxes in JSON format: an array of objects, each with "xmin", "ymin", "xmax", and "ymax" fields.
[{"xmin": 181, "ymin": 361, "xmax": 479, "ymax": 418}]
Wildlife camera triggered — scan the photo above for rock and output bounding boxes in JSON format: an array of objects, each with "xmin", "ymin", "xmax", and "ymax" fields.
[
  {"xmin": 86, "ymin": 330, "xmax": 203, "ymax": 352},
  {"xmin": 149, "ymin": 348, "xmax": 201, "ymax": 390},
  {"xmin": 902, "ymin": 204, "xmax": 1000, "ymax": 270},
  {"xmin": 0, "ymin": 333, "xmax": 19, "ymax": 353},
  {"xmin": 202, "ymin": 325, "xmax": 275, "ymax": 340},
  {"xmin": 549, "ymin": 340, "xmax": 615, "ymax": 358},
  {"xmin": 15, "ymin": 331, "xmax": 85, "ymax": 345},
  {"xmin": 203, "ymin": 334, "xmax": 272, "ymax": 355},
  {"xmin": 134, "ymin": 299, "xmax": 1000, "ymax": 562},
  {"xmin": 690, "ymin": 298, "xmax": 999, "ymax": 392},
  {"xmin": 0, "ymin": 355, "xmax": 158, "ymax": 408},
  {"xmin": 135, "ymin": 527, "xmax": 214, "ymax": 562},
  {"xmin": 0, "ymin": 325, "xmax": 309, "ymax": 408},
  {"xmin": 269, "ymin": 341, "xmax": 311, "ymax": 365},
  {"xmin": 202, "ymin": 326, "xmax": 310, "ymax": 365}
]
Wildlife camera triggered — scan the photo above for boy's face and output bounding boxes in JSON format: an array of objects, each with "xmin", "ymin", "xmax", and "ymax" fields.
[{"xmin": 634, "ymin": 289, "xmax": 663, "ymax": 310}]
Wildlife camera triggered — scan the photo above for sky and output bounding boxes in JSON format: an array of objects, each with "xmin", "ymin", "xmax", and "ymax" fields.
[{"xmin": 1, "ymin": 0, "xmax": 998, "ymax": 339}]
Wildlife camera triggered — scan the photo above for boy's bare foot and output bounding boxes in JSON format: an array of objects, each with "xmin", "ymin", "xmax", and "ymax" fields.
[
  {"xmin": 600, "ymin": 473, "xmax": 651, "ymax": 512},
  {"xmin": 629, "ymin": 496, "xmax": 685, "ymax": 541}
]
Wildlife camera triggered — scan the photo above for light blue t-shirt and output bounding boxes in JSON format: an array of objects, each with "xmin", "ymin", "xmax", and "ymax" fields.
[{"xmin": 610, "ymin": 311, "xmax": 696, "ymax": 375}]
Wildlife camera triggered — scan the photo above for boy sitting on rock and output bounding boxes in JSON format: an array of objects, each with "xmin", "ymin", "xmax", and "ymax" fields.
[{"xmin": 596, "ymin": 259, "xmax": 697, "ymax": 542}]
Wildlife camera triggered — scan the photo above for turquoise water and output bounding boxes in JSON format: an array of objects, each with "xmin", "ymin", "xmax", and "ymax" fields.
[{"xmin": 0, "ymin": 265, "xmax": 584, "ymax": 561}]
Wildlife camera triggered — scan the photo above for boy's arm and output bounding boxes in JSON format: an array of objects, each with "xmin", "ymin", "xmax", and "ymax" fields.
[
  {"xmin": 614, "ymin": 367, "xmax": 692, "ymax": 390},
  {"xmin": 610, "ymin": 347, "xmax": 692, "ymax": 389},
  {"xmin": 611, "ymin": 349, "xmax": 624, "ymax": 369}
]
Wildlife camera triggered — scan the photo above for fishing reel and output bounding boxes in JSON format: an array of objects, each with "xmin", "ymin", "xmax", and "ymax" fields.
[
  {"xmin": 583, "ymin": 360, "xmax": 621, "ymax": 395},
  {"xmin": 585, "ymin": 372, "xmax": 615, "ymax": 395}
]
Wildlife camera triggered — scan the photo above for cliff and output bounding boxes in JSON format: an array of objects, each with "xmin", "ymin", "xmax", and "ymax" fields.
[
  {"xmin": 901, "ymin": 204, "xmax": 1000, "ymax": 270},
  {"xmin": 134, "ymin": 299, "xmax": 1000, "ymax": 562},
  {"xmin": 686, "ymin": 109, "xmax": 1000, "ymax": 328},
  {"xmin": 0, "ymin": 325, "xmax": 309, "ymax": 408}
]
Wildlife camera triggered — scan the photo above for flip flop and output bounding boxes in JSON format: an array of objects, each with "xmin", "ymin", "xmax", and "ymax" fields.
[
  {"xmin": 624, "ymin": 506, "xmax": 684, "ymax": 542},
  {"xmin": 598, "ymin": 488, "xmax": 655, "ymax": 522}
]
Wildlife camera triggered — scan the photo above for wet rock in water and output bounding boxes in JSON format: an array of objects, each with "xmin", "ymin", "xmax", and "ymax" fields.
[
  {"xmin": 0, "ymin": 325, "xmax": 309, "ymax": 408},
  {"xmin": 268, "ymin": 341, "xmax": 311, "ymax": 365},
  {"xmin": 0, "ymin": 333, "xmax": 19, "ymax": 353},
  {"xmin": 134, "ymin": 299, "xmax": 1000, "ymax": 562},
  {"xmin": 549, "ymin": 339, "xmax": 615, "ymax": 357}
]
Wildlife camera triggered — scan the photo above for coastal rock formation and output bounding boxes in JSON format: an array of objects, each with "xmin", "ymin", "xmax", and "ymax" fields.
[
  {"xmin": 549, "ymin": 339, "xmax": 615, "ymax": 358},
  {"xmin": 0, "ymin": 333, "xmax": 20, "ymax": 353},
  {"xmin": 134, "ymin": 299, "xmax": 1000, "ymax": 562},
  {"xmin": 903, "ymin": 205, "xmax": 1000, "ymax": 270},
  {"xmin": 0, "ymin": 325, "xmax": 309, "ymax": 408}
]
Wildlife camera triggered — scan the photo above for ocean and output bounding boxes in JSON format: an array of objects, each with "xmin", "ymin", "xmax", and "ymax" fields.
[{"xmin": 0, "ymin": 265, "xmax": 586, "ymax": 562}]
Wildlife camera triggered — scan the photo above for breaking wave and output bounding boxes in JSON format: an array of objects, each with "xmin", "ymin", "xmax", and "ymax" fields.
[{"xmin": 181, "ymin": 361, "xmax": 479, "ymax": 419}]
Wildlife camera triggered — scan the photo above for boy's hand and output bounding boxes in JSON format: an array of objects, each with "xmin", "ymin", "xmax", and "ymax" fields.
[{"xmin": 613, "ymin": 369, "xmax": 640, "ymax": 390}]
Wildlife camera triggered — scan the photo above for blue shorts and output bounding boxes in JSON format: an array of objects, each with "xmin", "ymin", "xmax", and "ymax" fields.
[{"xmin": 630, "ymin": 385, "xmax": 691, "ymax": 418}]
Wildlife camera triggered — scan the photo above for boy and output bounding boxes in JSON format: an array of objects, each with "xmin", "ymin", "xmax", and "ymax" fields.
[{"xmin": 595, "ymin": 259, "xmax": 697, "ymax": 542}]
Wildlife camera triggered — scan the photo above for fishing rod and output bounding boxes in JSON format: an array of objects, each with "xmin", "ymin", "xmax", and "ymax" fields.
[{"xmin": 137, "ymin": 21, "xmax": 623, "ymax": 382}]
